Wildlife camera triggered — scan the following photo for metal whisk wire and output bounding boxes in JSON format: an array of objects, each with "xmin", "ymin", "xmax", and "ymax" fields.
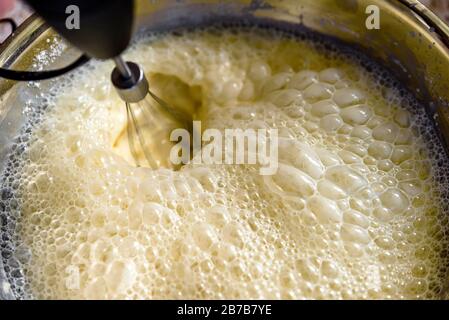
[
  {"xmin": 125, "ymin": 92, "xmax": 176, "ymax": 169},
  {"xmin": 125, "ymin": 101, "xmax": 159, "ymax": 168}
]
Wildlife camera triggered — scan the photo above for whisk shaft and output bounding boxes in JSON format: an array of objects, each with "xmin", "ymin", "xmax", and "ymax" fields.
[{"xmin": 113, "ymin": 56, "xmax": 133, "ymax": 80}]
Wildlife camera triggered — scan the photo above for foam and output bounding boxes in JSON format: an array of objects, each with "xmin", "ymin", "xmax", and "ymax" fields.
[{"xmin": 1, "ymin": 26, "xmax": 449, "ymax": 299}]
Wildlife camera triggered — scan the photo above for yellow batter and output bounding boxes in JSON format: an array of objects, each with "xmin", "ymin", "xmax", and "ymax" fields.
[{"xmin": 11, "ymin": 27, "xmax": 449, "ymax": 299}]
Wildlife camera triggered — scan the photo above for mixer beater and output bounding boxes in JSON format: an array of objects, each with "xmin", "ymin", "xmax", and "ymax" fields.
[{"xmin": 111, "ymin": 57, "xmax": 189, "ymax": 169}]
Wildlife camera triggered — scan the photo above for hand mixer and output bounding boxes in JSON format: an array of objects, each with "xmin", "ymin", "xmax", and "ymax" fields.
[{"xmin": 0, "ymin": 0, "xmax": 189, "ymax": 169}]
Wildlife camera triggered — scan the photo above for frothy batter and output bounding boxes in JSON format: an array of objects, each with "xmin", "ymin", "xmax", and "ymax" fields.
[{"xmin": 1, "ymin": 27, "xmax": 449, "ymax": 299}]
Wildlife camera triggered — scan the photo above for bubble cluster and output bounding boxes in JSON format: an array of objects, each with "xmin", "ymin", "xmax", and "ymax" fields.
[{"xmin": 1, "ymin": 26, "xmax": 449, "ymax": 299}]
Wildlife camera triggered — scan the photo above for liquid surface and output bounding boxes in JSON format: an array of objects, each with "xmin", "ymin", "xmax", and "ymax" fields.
[{"xmin": 2, "ymin": 27, "xmax": 449, "ymax": 299}]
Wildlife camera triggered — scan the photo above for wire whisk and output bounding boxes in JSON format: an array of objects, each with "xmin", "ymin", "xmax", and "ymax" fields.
[{"xmin": 112, "ymin": 57, "xmax": 190, "ymax": 169}]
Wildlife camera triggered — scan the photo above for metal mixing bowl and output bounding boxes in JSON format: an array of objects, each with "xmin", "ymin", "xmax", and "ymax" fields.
[{"xmin": 1, "ymin": 0, "xmax": 449, "ymax": 299}]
